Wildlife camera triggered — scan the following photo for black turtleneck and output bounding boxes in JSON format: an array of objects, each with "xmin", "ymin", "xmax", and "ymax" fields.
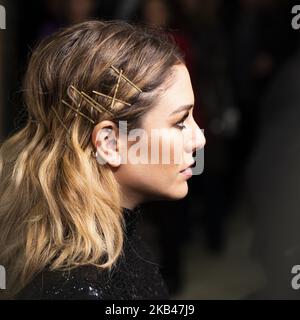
[{"xmin": 16, "ymin": 206, "xmax": 170, "ymax": 300}]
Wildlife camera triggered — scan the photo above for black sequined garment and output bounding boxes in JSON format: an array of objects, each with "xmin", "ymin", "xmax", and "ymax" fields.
[{"xmin": 16, "ymin": 206, "xmax": 170, "ymax": 300}]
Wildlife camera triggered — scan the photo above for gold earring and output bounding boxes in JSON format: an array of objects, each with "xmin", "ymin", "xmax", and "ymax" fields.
[{"xmin": 91, "ymin": 150, "xmax": 98, "ymax": 158}]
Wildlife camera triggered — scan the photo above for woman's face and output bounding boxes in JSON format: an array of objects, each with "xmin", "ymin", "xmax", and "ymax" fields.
[{"xmin": 114, "ymin": 64, "xmax": 206, "ymax": 208}]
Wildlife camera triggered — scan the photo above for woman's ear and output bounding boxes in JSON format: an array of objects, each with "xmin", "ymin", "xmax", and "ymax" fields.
[{"xmin": 92, "ymin": 121, "xmax": 122, "ymax": 167}]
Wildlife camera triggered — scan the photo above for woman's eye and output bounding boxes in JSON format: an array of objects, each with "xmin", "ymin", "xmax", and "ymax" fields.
[
  {"xmin": 175, "ymin": 121, "xmax": 187, "ymax": 130},
  {"xmin": 174, "ymin": 113, "xmax": 189, "ymax": 130}
]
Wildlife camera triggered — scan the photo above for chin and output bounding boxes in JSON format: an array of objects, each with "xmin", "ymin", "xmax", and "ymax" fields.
[
  {"xmin": 176, "ymin": 187, "xmax": 189, "ymax": 199},
  {"xmin": 165, "ymin": 183, "xmax": 189, "ymax": 200},
  {"xmin": 145, "ymin": 181, "xmax": 189, "ymax": 202}
]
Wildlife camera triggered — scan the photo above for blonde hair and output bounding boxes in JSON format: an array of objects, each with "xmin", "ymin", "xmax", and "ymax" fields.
[{"xmin": 0, "ymin": 20, "xmax": 184, "ymax": 298}]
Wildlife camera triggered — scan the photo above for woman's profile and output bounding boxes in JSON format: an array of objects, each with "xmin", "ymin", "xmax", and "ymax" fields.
[{"xmin": 0, "ymin": 20, "xmax": 205, "ymax": 300}]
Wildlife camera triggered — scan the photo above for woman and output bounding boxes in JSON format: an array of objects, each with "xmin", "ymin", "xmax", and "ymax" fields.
[{"xmin": 0, "ymin": 20, "xmax": 205, "ymax": 299}]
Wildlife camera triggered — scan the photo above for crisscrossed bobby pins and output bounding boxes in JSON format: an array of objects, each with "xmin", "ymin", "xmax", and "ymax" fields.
[
  {"xmin": 49, "ymin": 64, "xmax": 143, "ymax": 155},
  {"xmin": 52, "ymin": 64, "xmax": 142, "ymax": 129}
]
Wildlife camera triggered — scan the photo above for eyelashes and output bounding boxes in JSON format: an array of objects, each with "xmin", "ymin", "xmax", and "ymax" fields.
[
  {"xmin": 175, "ymin": 122, "xmax": 187, "ymax": 130},
  {"xmin": 174, "ymin": 112, "xmax": 189, "ymax": 130}
]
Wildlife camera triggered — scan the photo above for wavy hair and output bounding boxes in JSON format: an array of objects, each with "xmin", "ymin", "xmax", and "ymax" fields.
[{"xmin": 0, "ymin": 20, "xmax": 184, "ymax": 298}]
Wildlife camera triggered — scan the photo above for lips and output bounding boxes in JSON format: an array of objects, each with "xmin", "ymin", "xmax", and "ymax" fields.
[{"xmin": 180, "ymin": 161, "xmax": 195, "ymax": 173}]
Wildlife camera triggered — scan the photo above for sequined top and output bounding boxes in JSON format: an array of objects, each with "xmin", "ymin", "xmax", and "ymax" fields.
[{"xmin": 16, "ymin": 206, "xmax": 170, "ymax": 300}]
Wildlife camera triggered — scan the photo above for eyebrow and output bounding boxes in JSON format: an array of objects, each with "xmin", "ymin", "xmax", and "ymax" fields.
[{"xmin": 170, "ymin": 104, "xmax": 194, "ymax": 116}]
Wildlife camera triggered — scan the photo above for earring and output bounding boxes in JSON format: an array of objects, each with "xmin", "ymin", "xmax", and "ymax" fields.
[{"xmin": 91, "ymin": 150, "xmax": 98, "ymax": 158}]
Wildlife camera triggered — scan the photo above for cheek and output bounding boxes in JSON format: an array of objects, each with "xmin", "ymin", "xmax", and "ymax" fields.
[
  {"xmin": 141, "ymin": 132, "xmax": 184, "ymax": 188},
  {"xmin": 120, "ymin": 135, "xmax": 188, "ymax": 200},
  {"xmin": 145, "ymin": 130, "xmax": 184, "ymax": 167},
  {"xmin": 124, "ymin": 133, "xmax": 183, "ymax": 186}
]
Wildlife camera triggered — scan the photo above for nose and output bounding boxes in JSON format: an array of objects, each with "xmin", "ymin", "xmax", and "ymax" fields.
[
  {"xmin": 182, "ymin": 119, "xmax": 206, "ymax": 155},
  {"xmin": 192, "ymin": 122, "xmax": 206, "ymax": 154}
]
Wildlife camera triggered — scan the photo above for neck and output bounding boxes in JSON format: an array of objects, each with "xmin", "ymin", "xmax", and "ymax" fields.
[
  {"xmin": 121, "ymin": 199, "xmax": 140, "ymax": 211},
  {"xmin": 120, "ymin": 189, "xmax": 143, "ymax": 211}
]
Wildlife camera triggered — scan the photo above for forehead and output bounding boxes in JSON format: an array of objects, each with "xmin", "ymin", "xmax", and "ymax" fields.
[
  {"xmin": 154, "ymin": 64, "xmax": 194, "ymax": 115},
  {"xmin": 140, "ymin": 64, "xmax": 194, "ymax": 129}
]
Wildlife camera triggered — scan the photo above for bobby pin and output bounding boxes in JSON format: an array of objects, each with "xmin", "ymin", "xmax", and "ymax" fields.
[
  {"xmin": 61, "ymin": 100, "xmax": 96, "ymax": 124},
  {"xmin": 110, "ymin": 68, "xmax": 123, "ymax": 109},
  {"xmin": 92, "ymin": 90, "xmax": 132, "ymax": 107},
  {"xmin": 69, "ymin": 85, "xmax": 114, "ymax": 117},
  {"xmin": 110, "ymin": 65, "xmax": 143, "ymax": 93},
  {"xmin": 51, "ymin": 106, "xmax": 73, "ymax": 132}
]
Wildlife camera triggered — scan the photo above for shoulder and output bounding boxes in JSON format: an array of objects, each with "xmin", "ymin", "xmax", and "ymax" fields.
[{"xmin": 16, "ymin": 265, "xmax": 114, "ymax": 300}]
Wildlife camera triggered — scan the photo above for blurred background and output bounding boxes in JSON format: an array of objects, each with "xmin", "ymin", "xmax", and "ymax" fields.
[{"xmin": 1, "ymin": 0, "xmax": 300, "ymax": 299}]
